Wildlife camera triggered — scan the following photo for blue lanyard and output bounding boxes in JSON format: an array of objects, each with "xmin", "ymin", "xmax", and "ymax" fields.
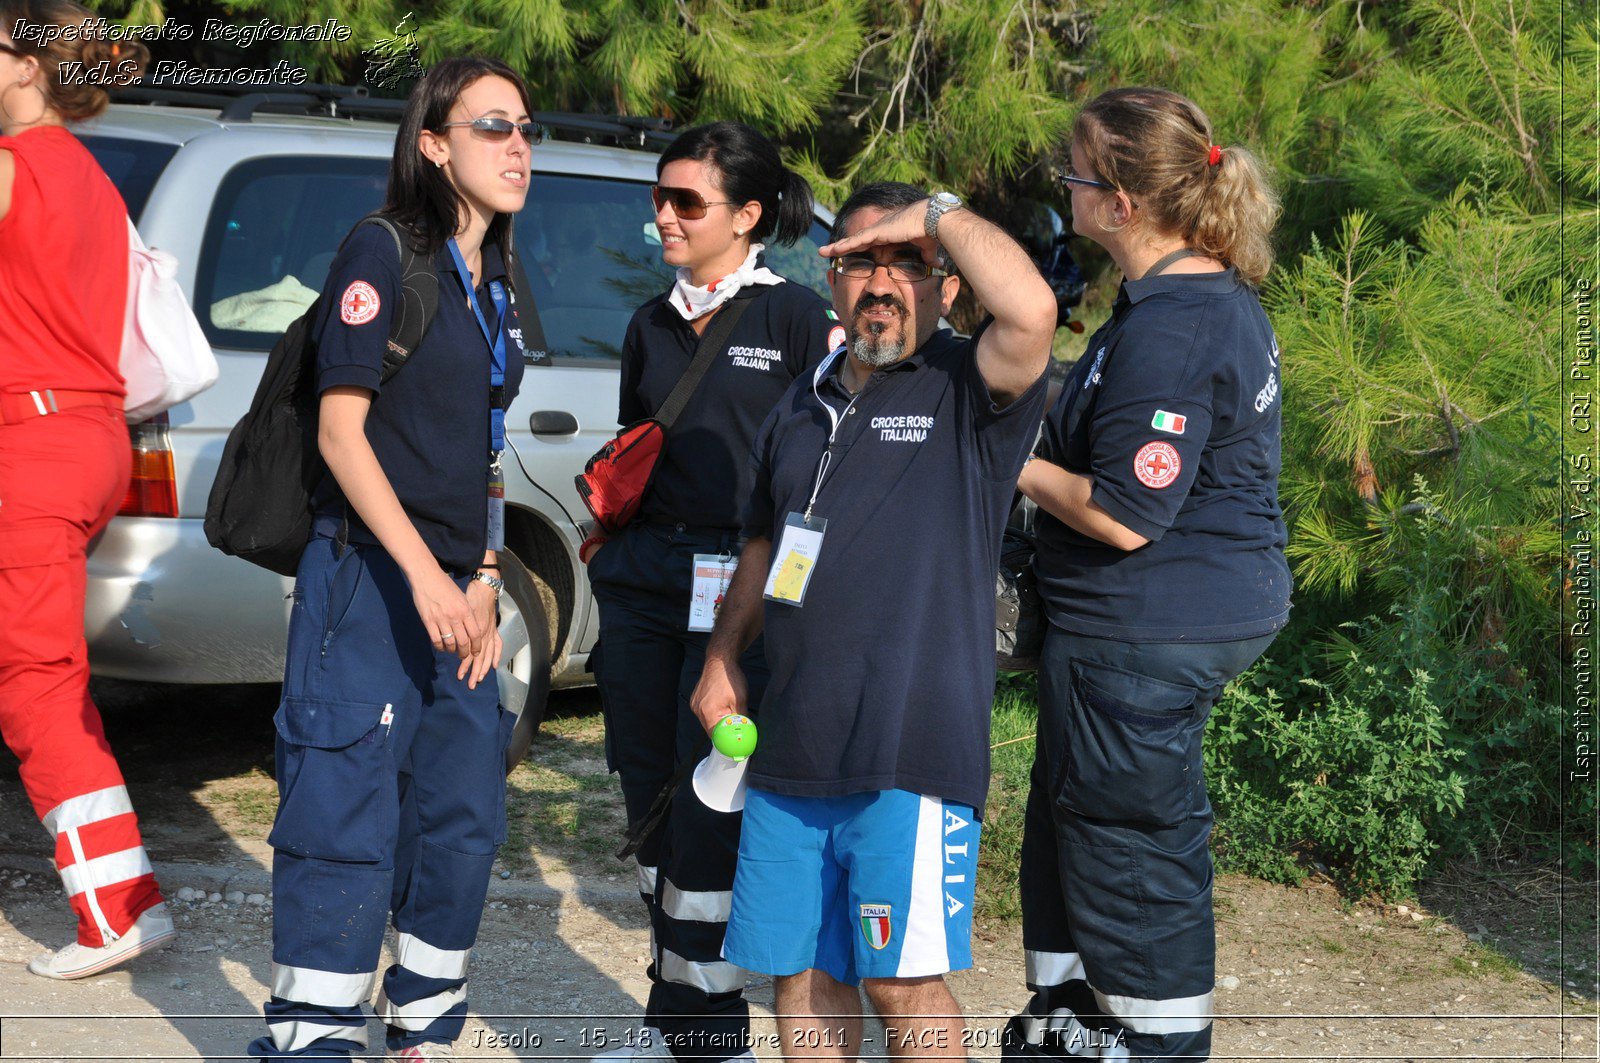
[{"xmin": 446, "ymin": 237, "xmax": 508, "ymax": 454}]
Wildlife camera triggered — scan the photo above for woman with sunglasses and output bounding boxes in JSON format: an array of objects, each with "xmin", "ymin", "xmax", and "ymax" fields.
[
  {"xmin": 1003, "ymin": 87, "xmax": 1289, "ymax": 1063},
  {"xmin": 0, "ymin": 1, "xmax": 176, "ymax": 983},
  {"xmin": 248, "ymin": 57, "xmax": 537, "ymax": 1062},
  {"xmin": 584, "ymin": 121, "xmax": 836, "ymax": 1063}
]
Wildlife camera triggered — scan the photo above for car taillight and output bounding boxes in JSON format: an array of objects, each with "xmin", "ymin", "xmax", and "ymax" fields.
[{"xmin": 119, "ymin": 414, "xmax": 179, "ymax": 518}]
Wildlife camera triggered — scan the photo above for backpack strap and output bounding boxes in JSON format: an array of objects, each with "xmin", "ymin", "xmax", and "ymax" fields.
[
  {"xmin": 654, "ymin": 293, "xmax": 757, "ymax": 429},
  {"xmin": 336, "ymin": 213, "xmax": 441, "ymax": 384}
]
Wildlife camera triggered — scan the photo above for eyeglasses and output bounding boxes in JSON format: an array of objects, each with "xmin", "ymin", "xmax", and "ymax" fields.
[
  {"xmin": 438, "ymin": 117, "xmax": 546, "ymax": 145},
  {"xmin": 1053, "ymin": 169, "xmax": 1116, "ymax": 192},
  {"xmin": 651, "ymin": 185, "xmax": 738, "ymax": 220},
  {"xmin": 0, "ymin": 41, "xmax": 23, "ymax": 58},
  {"xmin": 830, "ymin": 255, "xmax": 950, "ymax": 282}
]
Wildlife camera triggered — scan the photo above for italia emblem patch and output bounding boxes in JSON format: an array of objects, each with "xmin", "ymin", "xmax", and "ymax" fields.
[
  {"xmin": 340, "ymin": 281, "xmax": 380, "ymax": 326},
  {"xmin": 860, "ymin": 904, "xmax": 892, "ymax": 950},
  {"xmin": 1134, "ymin": 441, "xmax": 1181, "ymax": 489},
  {"xmin": 828, "ymin": 325, "xmax": 847, "ymax": 352},
  {"xmin": 1150, "ymin": 410, "xmax": 1186, "ymax": 435}
]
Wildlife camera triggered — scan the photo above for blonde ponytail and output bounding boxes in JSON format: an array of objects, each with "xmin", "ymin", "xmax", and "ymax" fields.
[{"xmin": 1073, "ymin": 87, "xmax": 1281, "ymax": 285}]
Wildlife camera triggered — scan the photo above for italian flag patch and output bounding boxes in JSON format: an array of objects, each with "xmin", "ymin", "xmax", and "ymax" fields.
[
  {"xmin": 1150, "ymin": 410, "xmax": 1187, "ymax": 435},
  {"xmin": 860, "ymin": 904, "xmax": 892, "ymax": 950},
  {"xmin": 825, "ymin": 309, "xmax": 840, "ymax": 321}
]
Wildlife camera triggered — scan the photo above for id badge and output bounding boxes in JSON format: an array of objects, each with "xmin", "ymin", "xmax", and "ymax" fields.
[
  {"xmin": 763, "ymin": 512, "xmax": 826, "ymax": 606},
  {"xmin": 689, "ymin": 554, "xmax": 737, "ymax": 632},
  {"xmin": 487, "ymin": 462, "xmax": 506, "ymax": 552}
]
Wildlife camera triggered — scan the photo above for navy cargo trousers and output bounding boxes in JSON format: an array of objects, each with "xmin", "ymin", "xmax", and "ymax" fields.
[
  {"xmin": 588, "ymin": 520, "xmax": 770, "ymax": 1062},
  {"xmin": 249, "ymin": 537, "xmax": 510, "ymax": 1058},
  {"xmin": 1005, "ymin": 628, "xmax": 1275, "ymax": 1063}
]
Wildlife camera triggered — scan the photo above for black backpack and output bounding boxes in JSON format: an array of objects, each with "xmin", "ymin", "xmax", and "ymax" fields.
[
  {"xmin": 203, "ymin": 215, "xmax": 437, "ymax": 575},
  {"xmin": 205, "ymin": 213, "xmax": 549, "ymax": 575}
]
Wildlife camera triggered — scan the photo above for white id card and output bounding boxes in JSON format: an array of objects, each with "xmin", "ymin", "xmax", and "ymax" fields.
[
  {"xmin": 763, "ymin": 512, "xmax": 827, "ymax": 606},
  {"xmin": 487, "ymin": 461, "xmax": 506, "ymax": 552},
  {"xmin": 689, "ymin": 554, "xmax": 737, "ymax": 632}
]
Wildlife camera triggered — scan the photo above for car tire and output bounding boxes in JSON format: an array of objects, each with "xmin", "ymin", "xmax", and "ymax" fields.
[{"xmin": 496, "ymin": 548, "xmax": 552, "ymax": 775}]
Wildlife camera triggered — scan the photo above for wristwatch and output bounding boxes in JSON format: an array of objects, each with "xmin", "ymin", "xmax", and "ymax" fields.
[
  {"xmin": 471, "ymin": 570, "xmax": 505, "ymax": 595},
  {"xmin": 924, "ymin": 191, "xmax": 964, "ymax": 238}
]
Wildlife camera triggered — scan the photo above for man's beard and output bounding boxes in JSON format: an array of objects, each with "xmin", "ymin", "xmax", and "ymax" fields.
[{"xmin": 851, "ymin": 295, "xmax": 908, "ymax": 367}]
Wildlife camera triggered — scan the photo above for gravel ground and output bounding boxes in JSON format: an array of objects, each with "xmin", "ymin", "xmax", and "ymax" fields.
[
  {"xmin": 0, "ymin": 682, "xmax": 1593, "ymax": 1060},
  {"xmin": 1, "ymin": 854, "xmax": 1592, "ymax": 1060}
]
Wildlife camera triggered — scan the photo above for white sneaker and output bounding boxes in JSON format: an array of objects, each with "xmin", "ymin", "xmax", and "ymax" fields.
[
  {"xmin": 593, "ymin": 1028, "xmax": 672, "ymax": 1061},
  {"xmin": 27, "ymin": 903, "xmax": 176, "ymax": 980},
  {"xmin": 386, "ymin": 1044, "xmax": 456, "ymax": 1060}
]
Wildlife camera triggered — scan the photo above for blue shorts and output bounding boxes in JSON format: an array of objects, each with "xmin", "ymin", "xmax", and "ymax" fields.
[{"xmin": 722, "ymin": 788, "xmax": 979, "ymax": 985}]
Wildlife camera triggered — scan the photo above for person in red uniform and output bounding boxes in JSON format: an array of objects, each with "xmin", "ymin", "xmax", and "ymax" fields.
[{"xmin": 0, "ymin": 0, "xmax": 173, "ymax": 979}]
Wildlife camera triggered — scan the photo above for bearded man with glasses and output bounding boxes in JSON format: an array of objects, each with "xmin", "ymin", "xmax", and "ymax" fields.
[{"xmin": 689, "ymin": 181, "xmax": 1057, "ymax": 1060}]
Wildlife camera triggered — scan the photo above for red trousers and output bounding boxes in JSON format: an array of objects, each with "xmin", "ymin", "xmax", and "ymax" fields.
[{"xmin": 0, "ymin": 403, "xmax": 164, "ymax": 946}]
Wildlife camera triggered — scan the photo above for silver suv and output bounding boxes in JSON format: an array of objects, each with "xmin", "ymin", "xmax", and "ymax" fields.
[{"xmin": 80, "ymin": 87, "xmax": 835, "ymax": 748}]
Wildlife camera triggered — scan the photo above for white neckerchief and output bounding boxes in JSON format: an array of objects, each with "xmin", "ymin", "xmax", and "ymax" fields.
[{"xmin": 667, "ymin": 243, "xmax": 784, "ymax": 321}]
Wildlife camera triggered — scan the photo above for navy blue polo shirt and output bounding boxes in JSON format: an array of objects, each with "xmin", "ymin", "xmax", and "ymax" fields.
[
  {"xmin": 741, "ymin": 327, "xmax": 1049, "ymax": 813},
  {"xmin": 310, "ymin": 224, "xmax": 527, "ymax": 575},
  {"xmin": 619, "ymin": 278, "xmax": 838, "ymax": 529},
  {"xmin": 1035, "ymin": 268, "xmax": 1290, "ymax": 641}
]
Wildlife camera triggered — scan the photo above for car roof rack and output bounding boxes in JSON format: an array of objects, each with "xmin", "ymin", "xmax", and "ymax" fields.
[{"xmin": 110, "ymin": 83, "xmax": 675, "ymax": 149}]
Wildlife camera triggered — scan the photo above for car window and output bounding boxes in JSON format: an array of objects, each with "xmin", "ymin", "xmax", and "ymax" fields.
[
  {"xmin": 515, "ymin": 174, "xmax": 833, "ymax": 365},
  {"xmin": 188, "ymin": 158, "xmax": 834, "ymax": 356},
  {"xmin": 80, "ymin": 136, "xmax": 177, "ymax": 222},
  {"xmin": 195, "ymin": 157, "xmax": 388, "ymax": 351}
]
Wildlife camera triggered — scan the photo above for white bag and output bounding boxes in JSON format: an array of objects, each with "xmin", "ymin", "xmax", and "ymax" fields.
[{"xmin": 121, "ymin": 217, "xmax": 218, "ymax": 423}]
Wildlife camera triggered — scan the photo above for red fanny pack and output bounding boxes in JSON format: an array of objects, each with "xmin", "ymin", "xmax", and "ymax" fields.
[
  {"xmin": 576, "ymin": 295, "xmax": 754, "ymax": 534},
  {"xmin": 577, "ymin": 419, "xmax": 667, "ymax": 535}
]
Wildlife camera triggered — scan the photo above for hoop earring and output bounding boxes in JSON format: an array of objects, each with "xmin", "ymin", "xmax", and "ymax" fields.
[
  {"xmin": 1093, "ymin": 201, "xmax": 1126, "ymax": 235},
  {"xmin": 0, "ymin": 80, "xmax": 48, "ymax": 127}
]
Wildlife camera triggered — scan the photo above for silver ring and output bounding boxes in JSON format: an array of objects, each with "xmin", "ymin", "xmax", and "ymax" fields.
[{"xmin": 442, "ymin": 632, "xmax": 455, "ymax": 640}]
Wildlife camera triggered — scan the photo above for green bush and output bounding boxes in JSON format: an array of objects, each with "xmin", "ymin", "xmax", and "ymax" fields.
[
  {"xmin": 1208, "ymin": 647, "xmax": 1468, "ymax": 897},
  {"xmin": 1208, "ymin": 489, "xmax": 1578, "ymax": 895}
]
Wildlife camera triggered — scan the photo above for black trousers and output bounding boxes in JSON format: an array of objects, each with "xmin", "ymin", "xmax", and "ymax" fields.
[
  {"xmin": 1004, "ymin": 627, "xmax": 1275, "ymax": 1063},
  {"xmin": 589, "ymin": 521, "xmax": 769, "ymax": 1062}
]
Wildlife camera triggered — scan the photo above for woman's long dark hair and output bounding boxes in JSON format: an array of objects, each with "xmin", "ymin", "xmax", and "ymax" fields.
[
  {"xmin": 384, "ymin": 56, "xmax": 534, "ymax": 255},
  {"xmin": 657, "ymin": 121, "xmax": 814, "ymax": 247}
]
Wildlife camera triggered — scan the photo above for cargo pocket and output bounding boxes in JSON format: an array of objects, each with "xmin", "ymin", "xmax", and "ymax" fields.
[
  {"xmin": 1057, "ymin": 659, "xmax": 1203, "ymax": 829},
  {"xmin": 269, "ymin": 696, "xmax": 397, "ymax": 863},
  {"xmin": 0, "ymin": 523, "xmax": 72, "ymax": 569}
]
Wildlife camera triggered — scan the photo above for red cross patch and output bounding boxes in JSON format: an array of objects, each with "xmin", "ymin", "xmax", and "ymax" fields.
[
  {"xmin": 1134, "ymin": 441, "xmax": 1181, "ymax": 489},
  {"xmin": 340, "ymin": 280, "xmax": 381, "ymax": 326}
]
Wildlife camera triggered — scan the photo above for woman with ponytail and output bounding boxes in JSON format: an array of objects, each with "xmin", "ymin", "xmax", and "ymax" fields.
[
  {"xmin": 584, "ymin": 120, "xmax": 835, "ymax": 1063},
  {"xmin": 1004, "ymin": 87, "xmax": 1290, "ymax": 1063},
  {"xmin": 0, "ymin": 1, "xmax": 173, "ymax": 982}
]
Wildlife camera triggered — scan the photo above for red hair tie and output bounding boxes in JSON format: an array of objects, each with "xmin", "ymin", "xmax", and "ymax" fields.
[{"xmin": 1207, "ymin": 145, "xmax": 1223, "ymax": 166}]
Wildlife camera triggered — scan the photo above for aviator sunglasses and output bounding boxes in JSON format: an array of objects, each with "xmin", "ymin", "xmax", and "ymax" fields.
[
  {"xmin": 438, "ymin": 116, "xmax": 547, "ymax": 145},
  {"xmin": 651, "ymin": 185, "xmax": 739, "ymax": 220}
]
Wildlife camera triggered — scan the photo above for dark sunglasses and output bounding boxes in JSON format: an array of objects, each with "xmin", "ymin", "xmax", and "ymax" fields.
[
  {"xmin": 651, "ymin": 185, "xmax": 738, "ymax": 220},
  {"xmin": 438, "ymin": 117, "xmax": 546, "ymax": 145},
  {"xmin": 1053, "ymin": 168, "xmax": 1116, "ymax": 192}
]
